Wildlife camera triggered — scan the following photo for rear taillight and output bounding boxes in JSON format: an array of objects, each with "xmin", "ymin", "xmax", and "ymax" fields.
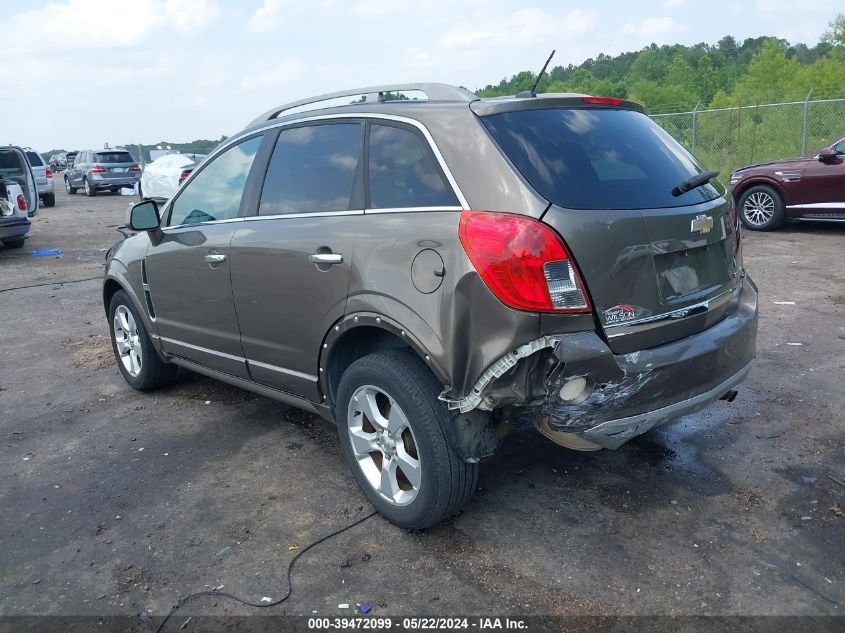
[
  {"xmin": 16, "ymin": 194, "xmax": 26, "ymax": 212},
  {"xmin": 46, "ymin": 168, "xmax": 52, "ymax": 178},
  {"xmin": 129, "ymin": 164, "xmax": 141, "ymax": 172},
  {"xmin": 90, "ymin": 165, "xmax": 106, "ymax": 173},
  {"xmin": 459, "ymin": 210, "xmax": 591, "ymax": 313},
  {"xmin": 582, "ymin": 96, "xmax": 623, "ymax": 106},
  {"xmin": 179, "ymin": 170, "xmax": 191, "ymax": 181}
]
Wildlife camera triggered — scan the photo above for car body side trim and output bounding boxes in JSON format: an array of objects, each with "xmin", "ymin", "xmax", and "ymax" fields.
[
  {"xmin": 162, "ymin": 217, "xmax": 245, "ymax": 232},
  {"xmin": 247, "ymin": 359, "xmax": 318, "ymax": 383},
  {"xmin": 786, "ymin": 202, "xmax": 845, "ymax": 209},
  {"xmin": 159, "ymin": 336, "xmax": 245, "ymax": 362},
  {"xmin": 365, "ymin": 206, "xmax": 463, "ymax": 214},
  {"xmin": 160, "ymin": 336, "xmax": 318, "ymax": 383}
]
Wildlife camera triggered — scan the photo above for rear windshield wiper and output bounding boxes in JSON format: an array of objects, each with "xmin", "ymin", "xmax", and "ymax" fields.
[{"xmin": 671, "ymin": 170, "xmax": 719, "ymax": 197}]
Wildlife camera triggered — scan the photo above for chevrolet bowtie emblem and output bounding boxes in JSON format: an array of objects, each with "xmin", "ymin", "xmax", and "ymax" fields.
[{"xmin": 691, "ymin": 214, "xmax": 713, "ymax": 234}]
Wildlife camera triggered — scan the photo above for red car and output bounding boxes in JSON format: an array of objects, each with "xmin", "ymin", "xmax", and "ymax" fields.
[{"xmin": 730, "ymin": 136, "xmax": 845, "ymax": 230}]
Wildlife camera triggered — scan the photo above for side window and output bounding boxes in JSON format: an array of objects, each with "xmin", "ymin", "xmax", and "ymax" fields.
[
  {"xmin": 367, "ymin": 124, "xmax": 458, "ymax": 209},
  {"xmin": 168, "ymin": 136, "xmax": 262, "ymax": 227},
  {"xmin": 835, "ymin": 139, "xmax": 845, "ymax": 155},
  {"xmin": 259, "ymin": 123, "xmax": 363, "ymax": 215}
]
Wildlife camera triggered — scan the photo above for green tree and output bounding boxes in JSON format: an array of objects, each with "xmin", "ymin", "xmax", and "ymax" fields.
[{"xmin": 823, "ymin": 13, "xmax": 844, "ymax": 46}]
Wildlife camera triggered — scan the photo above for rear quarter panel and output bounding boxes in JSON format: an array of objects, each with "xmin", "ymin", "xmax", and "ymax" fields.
[{"xmin": 347, "ymin": 211, "xmax": 592, "ymax": 398}]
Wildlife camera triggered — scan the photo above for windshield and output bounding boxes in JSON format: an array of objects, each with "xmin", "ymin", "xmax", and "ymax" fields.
[
  {"xmin": 481, "ymin": 107, "xmax": 721, "ymax": 210},
  {"xmin": 95, "ymin": 152, "xmax": 134, "ymax": 164}
]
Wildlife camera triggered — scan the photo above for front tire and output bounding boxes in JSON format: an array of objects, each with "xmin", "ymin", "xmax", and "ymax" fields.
[
  {"xmin": 108, "ymin": 290, "xmax": 176, "ymax": 390},
  {"xmin": 84, "ymin": 178, "xmax": 97, "ymax": 197},
  {"xmin": 336, "ymin": 349, "xmax": 478, "ymax": 529},
  {"xmin": 737, "ymin": 185, "xmax": 785, "ymax": 231}
]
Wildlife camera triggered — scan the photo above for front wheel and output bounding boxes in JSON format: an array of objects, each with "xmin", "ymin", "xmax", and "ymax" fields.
[
  {"xmin": 737, "ymin": 185, "xmax": 785, "ymax": 231},
  {"xmin": 108, "ymin": 290, "xmax": 176, "ymax": 390},
  {"xmin": 336, "ymin": 349, "xmax": 478, "ymax": 529}
]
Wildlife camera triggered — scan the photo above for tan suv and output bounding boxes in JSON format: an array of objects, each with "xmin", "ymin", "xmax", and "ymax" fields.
[{"xmin": 104, "ymin": 84, "xmax": 757, "ymax": 528}]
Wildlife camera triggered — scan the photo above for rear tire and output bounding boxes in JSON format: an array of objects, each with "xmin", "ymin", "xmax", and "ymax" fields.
[
  {"xmin": 4, "ymin": 238, "xmax": 25, "ymax": 249},
  {"xmin": 65, "ymin": 178, "xmax": 77, "ymax": 194},
  {"xmin": 336, "ymin": 349, "xmax": 478, "ymax": 529},
  {"xmin": 108, "ymin": 290, "xmax": 176, "ymax": 390},
  {"xmin": 138, "ymin": 183, "xmax": 145, "ymax": 200},
  {"xmin": 737, "ymin": 185, "xmax": 785, "ymax": 231},
  {"xmin": 84, "ymin": 178, "xmax": 97, "ymax": 197},
  {"xmin": 42, "ymin": 193, "xmax": 55, "ymax": 207}
]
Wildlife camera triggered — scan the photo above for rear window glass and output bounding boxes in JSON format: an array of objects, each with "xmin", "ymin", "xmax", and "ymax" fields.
[
  {"xmin": 368, "ymin": 124, "xmax": 458, "ymax": 209},
  {"xmin": 481, "ymin": 108, "xmax": 721, "ymax": 210},
  {"xmin": 26, "ymin": 152, "xmax": 44, "ymax": 166},
  {"xmin": 259, "ymin": 123, "xmax": 363, "ymax": 215},
  {"xmin": 95, "ymin": 152, "xmax": 133, "ymax": 164}
]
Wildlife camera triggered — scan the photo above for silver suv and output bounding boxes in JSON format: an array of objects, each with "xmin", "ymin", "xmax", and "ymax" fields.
[
  {"xmin": 104, "ymin": 84, "xmax": 758, "ymax": 528},
  {"xmin": 64, "ymin": 149, "xmax": 141, "ymax": 196},
  {"xmin": 25, "ymin": 149, "xmax": 55, "ymax": 210}
]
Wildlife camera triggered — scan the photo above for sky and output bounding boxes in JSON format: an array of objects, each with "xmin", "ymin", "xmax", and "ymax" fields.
[{"xmin": 2, "ymin": 0, "xmax": 841, "ymax": 151}]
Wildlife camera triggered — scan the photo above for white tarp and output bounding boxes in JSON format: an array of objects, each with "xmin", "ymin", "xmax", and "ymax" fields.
[{"xmin": 140, "ymin": 154, "xmax": 195, "ymax": 200}]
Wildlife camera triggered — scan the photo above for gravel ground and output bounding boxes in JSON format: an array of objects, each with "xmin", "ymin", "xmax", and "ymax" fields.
[{"xmin": 0, "ymin": 185, "xmax": 843, "ymax": 626}]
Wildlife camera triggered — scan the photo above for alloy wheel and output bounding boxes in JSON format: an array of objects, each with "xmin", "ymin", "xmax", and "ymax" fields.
[
  {"xmin": 743, "ymin": 191, "xmax": 775, "ymax": 226},
  {"xmin": 346, "ymin": 385, "xmax": 422, "ymax": 507},
  {"xmin": 113, "ymin": 305, "xmax": 142, "ymax": 377}
]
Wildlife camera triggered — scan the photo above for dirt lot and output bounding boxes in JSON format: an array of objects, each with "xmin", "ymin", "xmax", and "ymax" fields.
[{"xmin": 1, "ymin": 186, "xmax": 843, "ymax": 626}]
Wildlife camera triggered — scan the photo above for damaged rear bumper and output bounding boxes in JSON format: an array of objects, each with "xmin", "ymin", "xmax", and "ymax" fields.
[{"xmin": 542, "ymin": 276, "xmax": 758, "ymax": 448}]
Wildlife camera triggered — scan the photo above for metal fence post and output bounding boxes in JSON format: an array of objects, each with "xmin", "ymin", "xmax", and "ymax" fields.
[
  {"xmin": 691, "ymin": 100, "xmax": 702, "ymax": 155},
  {"xmin": 801, "ymin": 89, "xmax": 813, "ymax": 156}
]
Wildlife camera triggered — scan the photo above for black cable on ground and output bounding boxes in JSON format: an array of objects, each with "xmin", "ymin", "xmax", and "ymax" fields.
[
  {"xmin": 0, "ymin": 276, "xmax": 101, "ymax": 293},
  {"xmin": 154, "ymin": 510, "xmax": 379, "ymax": 633}
]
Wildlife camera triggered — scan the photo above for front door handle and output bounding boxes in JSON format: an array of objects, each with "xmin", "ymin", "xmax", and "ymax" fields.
[
  {"xmin": 204, "ymin": 253, "xmax": 227, "ymax": 264},
  {"xmin": 309, "ymin": 253, "xmax": 343, "ymax": 265}
]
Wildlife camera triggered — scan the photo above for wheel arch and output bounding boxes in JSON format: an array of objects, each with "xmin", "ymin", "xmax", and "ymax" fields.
[
  {"xmin": 732, "ymin": 177, "xmax": 786, "ymax": 207},
  {"xmin": 102, "ymin": 271, "xmax": 165, "ymax": 360},
  {"xmin": 320, "ymin": 313, "xmax": 449, "ymax": 409}
]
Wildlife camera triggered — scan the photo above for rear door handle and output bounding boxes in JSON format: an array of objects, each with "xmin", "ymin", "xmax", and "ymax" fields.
[
  {"xmin": 309, "ymin": 253, "xmax": 343, "ymax": 265},
  {"xmin": 204, "ymin": 253, "xmax": 227, "ymax": 264}
]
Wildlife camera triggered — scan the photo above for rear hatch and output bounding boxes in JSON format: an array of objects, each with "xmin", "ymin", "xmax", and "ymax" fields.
[
  {"xmin": 94, "ymin": 151, "xmax": 138, "ymax": 179},
  {"xmin": 476, "ymin": 100, "xmax": 741, "ymax": 353}
]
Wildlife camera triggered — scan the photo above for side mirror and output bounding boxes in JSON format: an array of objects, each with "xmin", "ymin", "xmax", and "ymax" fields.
[
  {"xmin": 818, "ymin": 147, "xmax": 837, "ymax": 163},
  {"xmin": 126, "ymin": 200, "xmax": 160, "ymax": 231}
]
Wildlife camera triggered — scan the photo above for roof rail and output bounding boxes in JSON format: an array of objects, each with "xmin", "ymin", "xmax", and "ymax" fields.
[{"xmin": 248, "ymin": 83, "xmax": 478, "ymax": 127}]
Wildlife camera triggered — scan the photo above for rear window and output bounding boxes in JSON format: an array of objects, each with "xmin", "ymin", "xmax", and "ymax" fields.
[
  {"xmin": 95, "ymin": 152, "xmax": 133, "ymax": 164},
  {"xmin": 368, "ymin": 124, "xmax": 458, "ymax": 209},
  {"xmin": 25, "ymin": 151, "xmax": 44, "ymax": 166},
  {"xmin": 481, "ymin": 108, "xmax": 721, "ymax": 210}
]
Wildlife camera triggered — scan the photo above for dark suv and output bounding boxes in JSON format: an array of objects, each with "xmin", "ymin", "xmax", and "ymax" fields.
[
  {"xmin": 65, "ymin": 149, "xmax": 141, "ymax": 196},
  {"xmin": 104, "ymin": 84, "xmax": 758, "ymax": 528}
]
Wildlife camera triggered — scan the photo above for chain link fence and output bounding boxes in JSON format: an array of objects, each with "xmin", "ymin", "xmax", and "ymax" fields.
[{"xmin": 650, "ymin": 97, "xmax": 845, "ymax": 177}]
